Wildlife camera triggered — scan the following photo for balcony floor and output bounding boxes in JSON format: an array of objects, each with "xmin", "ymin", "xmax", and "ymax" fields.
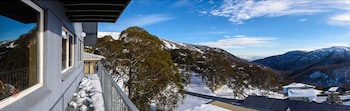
[{"xmin": 66, "ymin": 74, "xmax": 104, "ymax": 111}]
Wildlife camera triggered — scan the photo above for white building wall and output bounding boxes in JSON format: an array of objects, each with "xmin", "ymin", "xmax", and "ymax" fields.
[{"xmin": 0, "ymin": 1, "xmax": 84, "ymax": 111}]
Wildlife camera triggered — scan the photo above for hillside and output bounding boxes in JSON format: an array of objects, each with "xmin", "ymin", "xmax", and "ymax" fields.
[
  {"xmin": 162, "ymin": 39, "xmax": 283, "ymax": 96},
  {"xmin": 94, "ymin": 27, "xmax": 284, "ymax": 103},
  {"xmin": 253, "ymin": 46, "xmax": 350, "ymax": 88}
]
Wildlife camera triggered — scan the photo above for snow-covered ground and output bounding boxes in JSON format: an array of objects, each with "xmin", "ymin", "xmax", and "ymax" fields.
[
  {"xmin": 184, "ymin": 104, "xmax": 230, "ymax": 111},
  {"xmin": 175, "ymin": 95, "xmax": 213, "ymax": 111},
  {"xmin": 175, "ymin": 73, "xmax": 215, "ymax": 111},
  {"xmin": 316, "ymin": 95, "xmax": 350, "ymax": 105},
  {"xmin": 176, "ymin": 72, "xmax": 285, "ymax": 111},
  {"xmin": 68, "ymin": 74, "xmax": 104, "ymax": 111},
  {"xmin": 185, "ymin": 74, "xmax": 216, "ymax": 96}
]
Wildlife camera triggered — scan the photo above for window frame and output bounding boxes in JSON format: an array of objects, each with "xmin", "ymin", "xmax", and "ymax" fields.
[
  {"xmin": 61, "ymin": 27, "xmax": 75, "ymax": 73},
  {"xmin": 78, "ymin": 39, "xmax": 83, "ymax": 62},
  {"xmin": 0, "ymin": 0, "xmax": 44, "ymax": 105}
]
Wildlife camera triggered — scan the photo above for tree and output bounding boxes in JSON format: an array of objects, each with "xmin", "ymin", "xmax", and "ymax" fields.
[
  {"xmin": 325, "ymin": 92, "xmax": 343, "ymax": 105},
  {"xmin": 97, "ymin": 27, "xmax": 183, "ymax": 110}
]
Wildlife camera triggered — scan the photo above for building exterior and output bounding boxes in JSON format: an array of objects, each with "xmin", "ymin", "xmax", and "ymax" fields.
[
  {"xmin": 242, "ymin": 96, "xmax": 350, "ymax": 111},
  {"xmin": 283, "ymin": 82, "xmax": 318, "ymax": 102},
  {"xmin": 83, "ymin": 52, "xmax": 105, "ymax": 74},
  {"xmin": 0, "ymin": 1, "xmax": 130, "ymax": 111}
]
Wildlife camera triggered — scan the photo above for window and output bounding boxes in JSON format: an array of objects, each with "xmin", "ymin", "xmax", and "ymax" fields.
[
  {"xmin": 62, "ymin": 30, "xmax": 67, "ymax": 70},
  {"xmin": 69, "ymin": 34, "xmax": 74, "ymax": 66},
  {"xmin": 0, "ymin": 1, "xmax": 41, "ymax": 100},
  {"xmin": 62, "ymin": 28, "xmax": 75, "ymax": 71},
  {"xmin": 78, "ymin": 40, "xmax": 83, "ymax": 62}
]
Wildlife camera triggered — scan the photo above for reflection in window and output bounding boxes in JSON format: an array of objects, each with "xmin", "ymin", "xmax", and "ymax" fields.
[
  {"xmin": 62, "ymin": 28, "xmax": 75, "ymax": 71},
  {"xmin": 62, "ymin": 30, "xmax": 67, "ymax": 70},
  {"xmin": 78, "ymin": 40, "xmax": 83, "ymax": 62},
  {"xmin": 69, "ymin": 35, "xmax": 74, "ymax": 67},
  {"xmin": 0, "ymin": 1, "xmax": 39, "ymax": 100}
]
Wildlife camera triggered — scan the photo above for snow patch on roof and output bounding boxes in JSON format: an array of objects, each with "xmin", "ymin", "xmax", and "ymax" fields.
[
  {"xmin": 282, "ymin": 82, "xmax": 315, "ymax": 88},
  {"xmin": 185, "ymin": 104, "xmax": 230, "ymax": 111},
  {"xmin": 288, "ymin": 88, "xmax": 317, "ymax": 101}
]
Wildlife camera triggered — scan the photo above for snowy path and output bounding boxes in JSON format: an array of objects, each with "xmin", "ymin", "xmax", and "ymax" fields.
[{"xmin": 185, "ymin": 73, "xmax": 216, "ymax": 96}]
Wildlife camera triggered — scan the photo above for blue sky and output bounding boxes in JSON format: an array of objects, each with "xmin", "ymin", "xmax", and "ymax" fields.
[
  {"xmin": 99, "ymin": 0, "xmax": 350, "ymax": 58},
  {"xmin": 1, "ymin": 1, "xmax": 350, "ymax": 58},
  {"xmin": 0, "ymin": 15, "xmax": 36, "ymax": 41}
]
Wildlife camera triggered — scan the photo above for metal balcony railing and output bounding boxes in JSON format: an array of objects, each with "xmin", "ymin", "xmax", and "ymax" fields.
[
  {"xmin": 0, "ymin": 68, "xmax": 31, "ymax": 100},
  {"xmin": 97, "ymin": 61, "xmax": 139, "ymax": 111}
]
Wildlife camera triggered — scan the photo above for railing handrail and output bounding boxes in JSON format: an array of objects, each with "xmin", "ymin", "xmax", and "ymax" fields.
[
  {"xmin": 97, "ymin": 61, "xmax": 139, "ymax": 111},
  {"xmin": 0, "ymin": 68, "xmax": 29, "ymax": 75}
]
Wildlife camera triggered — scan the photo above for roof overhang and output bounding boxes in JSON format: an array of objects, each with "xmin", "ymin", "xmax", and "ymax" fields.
[
  {"xmin": 0, "ymin": 1, "xmax": 38, "ymax": 23},
  {"xmin": 60, "ymin": 0, "xmax": 131, "ymax": 23},
  {"xmin": 83, "ymin": 22, "xmax": 98, "ymax": 46},
  {"xmin": 59, "ymin": 0, "xmax": 130, "ymax": 46}
]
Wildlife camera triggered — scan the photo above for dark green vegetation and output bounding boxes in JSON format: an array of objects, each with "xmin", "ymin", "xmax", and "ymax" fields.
[
  {"xmin": 93, "ymin": 26, "xmax": 283, "ymax": 109},
  {"xmin": 166, "ymin": 41, "xmax": 282, "ymax": 98},
  {"xmin": 0, "ymin": 28, "xmax": 37, "ymax": 99},
  {"xmin": 94, "ymin": 27, "xmax": 183, "ymax": 111}
]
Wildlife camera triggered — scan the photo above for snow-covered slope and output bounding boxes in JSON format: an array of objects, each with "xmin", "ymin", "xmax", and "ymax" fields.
[
  {"xmin": 161, "ymin": 39, "xmax": 204, "ymax": 53},
  {"xmin": 254, "ymin": 46, "xmax": 350, "ymax": 72},
  {"xmin": 254, "ymin": 46, "xmax": 350, "ymax": 88},
  {"xmin": 162, "ymin": 38, "xmax": 283, "ymax": 100}
]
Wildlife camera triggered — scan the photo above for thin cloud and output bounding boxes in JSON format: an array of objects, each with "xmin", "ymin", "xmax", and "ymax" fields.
[
  {"xmin": 208, "ymin": 0, "xmax": 214, "ymax": 4},
  {"xmin": 172, "ymin": 0, "xmax": 190, "ymax": 7},
  {"xmin": 284, "ymin": 42, "xmax": 350, "ymax": 51},
  {"xmin": 207, "ymin": 31, "xmax": 227, "ymax": 35},
  {"xmin": 198, "ymin": 11, "xmax": 208, "ymax": 15},
  {"xmin": 122, "ymin": 14, "xmax": 173, "ymax": 27},
  {"xmin": 199, "ymin": 35, "xmax": 277, "ymax": 49},
  {"xmin": 101, "ymin": 14, "xmax": 173, "ymax": 31},
  {"xmin": 328, "ymin": 13, "xmax": 350, "ymax": 26},
  {"xmin": 298, "ymin": 18, "xmax": 308, "ymax": 22},
  {"xmin": 206, "ymin": 0, "xmax": 350, "ymax": 24}
]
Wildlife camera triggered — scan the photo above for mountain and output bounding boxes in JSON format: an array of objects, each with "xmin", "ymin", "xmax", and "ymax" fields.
[
  {"xmin": 253, "ymin": 46, "xmax": 350, "ymax": 88},
  {"xmin": 94, "ymin": 27, "xmax": 284, "ymax": 108},
  {"xmin": 162, "ymin": 39, "xmax": 283, "ymax": 98}
]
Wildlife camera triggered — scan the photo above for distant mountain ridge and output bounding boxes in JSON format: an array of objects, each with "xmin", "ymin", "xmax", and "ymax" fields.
[{"xmin": 253, "ymin": 46, "xmax": 350, "ymax": 88}]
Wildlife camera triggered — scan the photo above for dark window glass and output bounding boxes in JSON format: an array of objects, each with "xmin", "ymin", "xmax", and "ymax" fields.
[
  {"xmin": 62, "ymin": 31, "xmax": 67, "ymax": 70},
  {"xmin": 0, "ymin": 1, "xmax": 39, "ymax": 100}
]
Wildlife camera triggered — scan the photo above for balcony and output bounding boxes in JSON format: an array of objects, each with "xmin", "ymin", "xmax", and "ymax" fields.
[
  {"xmin": 67, "ymin": 60, "xmax": 138, "ymax": 111},
  {"xmin": 97, "ymin": 61, "xmax": 139, "ymax": 111}
]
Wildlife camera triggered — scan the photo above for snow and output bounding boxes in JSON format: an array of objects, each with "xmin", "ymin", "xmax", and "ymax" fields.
[
  {"xmin": 316, "ymin": 95, "xmax": 350, "ymax": 105},
  {"xmin": 160, "ymin": 39, "xmax": 204, "ymax": 53},
  {"xmin": 288, "ymin": 88, "xmax": 317, "ymax": 101},
  {"xmin": 214, "ymin": 85, "xmax": 233, "ymax": 98},
  {"xmin": 6, "ymin": 42, "xmax": 16, "ymax": 48},
  {"xmin": 328, "ymin": 87, "xmax": 339, "ymax": 92},
  {"xmin": 214, "ymin": 84, "xmax": 285, "ymax": 99},
  {"xmin": 185, "ymin": 73, "xmax": 216, "ymax": 96},
  {"xmin": 185, "ymin": 104, "xmax": 230, "ymax": 111},
  {"xmin": 68, "ymin": 74, "xmax": 104, "ymax": 111},
  {"xmin": 282, "ymin": 82, "xmax": 315, "ymax": 89},
  {"xmin": 177, "ymin": 72, "xmax": 285, "ymax": 111},
  {"xmin": 174, "ymin": 73, "xmax": 215, "ymax": 111},
  {"xmin": 98, "ymin": 32, "xmax": 120, "ymax": 40},
  {"xmin": 162, "ymin": 40, "xmax": 179, "ymax": 49},
  {"xmin": 175, "ymin": 95, "xmax": 213, "ymax": 111}
]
